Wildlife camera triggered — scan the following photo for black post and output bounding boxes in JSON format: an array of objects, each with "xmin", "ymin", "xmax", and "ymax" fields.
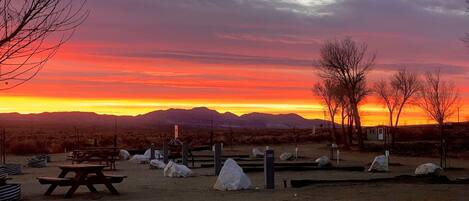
[
  {"xmin": 150, "ymin": 143, "xmax": 156, "ymax": 160},
  {"xmin": 2, "ymin": 129, "xmax": 5, "ymax": 165},
  {"xmin": 163, "ymin": 140, "xmax": 169, "ymax": 164},
  {"xmin": 214, "ymin": 143, "xmax": 222, "ymax": 175},
  {"xmin": 93, "ymin": 138, "xmax": 98, "ymax": 147},
  {"xmin": 265, "ymin": 149, "xmax": 275, "ymax": 189},
  {"xmin": 182, "ymin": 143, "xmax": 188, "ymax": 166}
]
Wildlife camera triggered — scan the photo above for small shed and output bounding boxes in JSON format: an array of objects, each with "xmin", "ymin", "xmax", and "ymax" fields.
[{"xmin": 365, "ymin": 126, "xmax": 391, "ymax": 141}]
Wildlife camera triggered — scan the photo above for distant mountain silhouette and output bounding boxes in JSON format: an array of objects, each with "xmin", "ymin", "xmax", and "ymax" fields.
[{"xmin": 0, "ymin": 107, "xmax": 331, "ymax": 129}]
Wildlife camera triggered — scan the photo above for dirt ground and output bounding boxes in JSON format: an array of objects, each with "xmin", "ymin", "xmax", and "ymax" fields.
[{"xmin": 6, "ymin": 143, "xmax": 469, "ymax": 201}]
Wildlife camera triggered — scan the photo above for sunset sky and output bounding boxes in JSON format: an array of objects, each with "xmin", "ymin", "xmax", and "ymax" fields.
[{"xmin": 1, "ymin": 0, "xmax": 469, "ymax": 125}]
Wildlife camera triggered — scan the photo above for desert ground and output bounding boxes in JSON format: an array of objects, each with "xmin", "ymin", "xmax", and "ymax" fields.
[{"xmin": 4, "ymin": 143, "xmax": 469, "ymax": 201}]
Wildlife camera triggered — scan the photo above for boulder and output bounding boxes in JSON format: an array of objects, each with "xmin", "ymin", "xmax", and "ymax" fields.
[
  {"xmin": 129, "ymin": 155, "xmax": 149, "ymax": 163},
  {"xmin": 119, "ymin": 149, "xmax": 130, "ymax": 160},
  {"xmin": 150, "ymin": 159, "xmax": 166, "ymax": 169},
  {"xmin": 415, "ymin": 163, "xmax": 443, "ymax": 176},
  {"xmin": 251, "ymin": 147, "xmax": 264, "ymax": 158},
  {"xmin": 163, "ymin": 161, "xmax": 192, "ymax": 178},
  {"xmin": 368, "ymin": 155, "xmax": 389, "ymax": 172},
  {"xmin": 144, "ymin": 149, "xmax": 162, "ymax": 159},
  {"xmin": 279, "ymin": 152, "xmax": 294, "ymax": 161},
  {"xmin": 213, "ymin": 158, "xmax": 251, "ymax": 191},
  {"xmin": 315, "ymin": 156, "xmax": 331, "ymax": 167}
]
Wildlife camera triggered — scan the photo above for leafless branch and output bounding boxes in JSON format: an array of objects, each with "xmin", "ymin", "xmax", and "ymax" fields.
[{"xmin": 0, "ymin": 0, "xmax": 89, "ymax": 90}]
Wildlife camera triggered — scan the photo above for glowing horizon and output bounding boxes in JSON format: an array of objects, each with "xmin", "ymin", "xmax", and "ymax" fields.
[{"xmin": 0, "ymin": 0, "xmax": 468, "ymax": 126}]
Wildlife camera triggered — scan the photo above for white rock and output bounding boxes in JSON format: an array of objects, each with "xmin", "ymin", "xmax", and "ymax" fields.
[
  {"xmin": 368, "ymin": 155, "xmax": 389, "ymax": 172},
  {"xmin": 315, "ymin": 156, "xmax": 331, "ymax": 167},
  {"xmin": 150, "ymin": 159, "xmax": 166, "ymax": 169},
  {"xmin": 119, "ymin": 149, "xmax": 130, "ymax": 160},
  {"xmin": 251, "ymin": 147, "xmax": 264, "ymax": 158},
  {"xmin": 144, "ymin": 149, "xmax": 162, "ymax": 159},
  {"xmin": 163, "ymin": 161, "xmax": 192, "ymax": 178},
  {"xmin": 213, "ymin": 158, "xmax": 251, "ymax": 191},
  {"xmin": 279, "ymin": 152, "xmax": 294, "ymax": 161},
  {"xmin": 415, "ymin": 163, "xmax": 443, "ymax": 176},
  {"xmin": 129, "ymin": 154, "xmax": 149, "ymax": 163}
]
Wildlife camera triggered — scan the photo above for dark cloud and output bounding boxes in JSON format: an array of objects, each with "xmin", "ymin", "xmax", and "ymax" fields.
[{"xmin": 376, "ymin": 63, "xmax": 469, "ymax": 75}]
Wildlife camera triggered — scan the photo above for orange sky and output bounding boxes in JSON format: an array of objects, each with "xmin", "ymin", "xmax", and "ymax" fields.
[{"xmin": 1, "ymin": 0, "xmax": 468, "ymax": 126}]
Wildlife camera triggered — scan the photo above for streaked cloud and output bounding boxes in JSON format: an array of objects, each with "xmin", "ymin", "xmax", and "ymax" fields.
[{"xmin": 0, "ymin": 0, "xmax": 468, "ymax": 125}]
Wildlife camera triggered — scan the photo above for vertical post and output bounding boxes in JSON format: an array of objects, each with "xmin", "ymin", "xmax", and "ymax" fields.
[
  {"xmin": 214, "ymin": 143, "xmax": 222, "ymax": 175},
  {"xmin": 336, "ymin": 150, "xmax": 340, "ymax": 165},
  {"xmin": 113, "ymin": 134, "xmax": 117, "ymax": 148},
  {"xmin": 93, "ymin": 138, "xmax": 98, "ymax": 147},
  {"xmin": 182, "ymin": 143, "xmax": 188, "ymax": 166},
  {"xmin": 265, "ymin": 149, "xmax": 275, "ymax": 189},
  {"xmin": 210, "ymin": 119, "xmax": 214, "ymax": 147},
  {"xmin": 294, "ymin": 147, "xmax": 298, "ymax": 160},
  {"xmin": 163, "ymin": 140, "xmax": 169, "ymax": 164},
  {"xmin": 76, "ymin": 128, "xmax": 80, "ymax": 150},
  {"xmin": 2, "ymin": 129, "xmax": 5, "ymax": 165},
  {"xmin": 150, "ymin": 143, "xmax": 156, "ymax": 160}
]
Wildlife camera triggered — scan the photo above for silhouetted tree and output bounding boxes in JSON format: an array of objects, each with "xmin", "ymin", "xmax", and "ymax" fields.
[
  {"xmin": 374, "ymin": 69, "xmax": 420, "ymax": 146},
  {"xmin": 419, "ymin": 70, "xmax": 460, "ymax": 168},
  {"xmin": 313, "ymin": 79, "xmax": 340, "ymax": 143},
  {"xmin": 317, "ymin": 38, "xmax": 375, "ymax": 149},
  {"xmin": 0, "ymin": 0, "xmax": 88, "ymax": 90}
]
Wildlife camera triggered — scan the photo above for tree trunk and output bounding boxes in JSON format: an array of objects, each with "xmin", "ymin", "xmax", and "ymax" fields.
[
  {"xmin": 329, "ymin": 113, "xmax": 338, "ymax": 144},
  {"xmin": 341, "ymin": 109, "xmax": 349, "ymax": 148},
  {"xmin": 348, "ymin": 113, "xmax": 354, "ymax": 145},
  {"xmin": 439, "ymin": 124, "xmax": 445, "ymax": 169},
  {"xmin": 388, "ymin": 111, "xmax": 394, "ymax": 147},
  {"xmin": 352, "ymin": 104, "xmax": 364, "ymax": 149}
]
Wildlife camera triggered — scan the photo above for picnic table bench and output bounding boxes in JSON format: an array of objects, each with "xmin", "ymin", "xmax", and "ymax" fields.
[{"xmin": 37, "ymin": 164, "xmax": 126, "ymax": 198}]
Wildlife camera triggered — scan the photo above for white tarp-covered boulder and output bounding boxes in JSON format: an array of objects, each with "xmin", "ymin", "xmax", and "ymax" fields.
[
  {"xmin": 163, "ymin": 161, "xmax": 192, "ymax": 178},
  {"xmin": 251, "ymin": 147, "xmax": 264, "ymax": 158},
  {"xmin": 315, "ymin": 156, "xmax": 331, "ymax": 167},
  {"xmin": 130, "ymin": 149, "xmax": 162, "ymax": 163},
  {"xmin": 279, "ymin": 152, "xmax": 294, "ymax": 161},
  {"xmin": 368, "ymin": 155, "xmax": 389, "ymax": 172},
  {"xmin": 213, "ymin": 158, "xmax": 251, "ymax": 191},
  {"xmin": 119, "ymin": 149, "xmax": 130, "ymax": 160},
  {"xmin": 150, "ymin": 159, "xmax": 166, "ymax": 169},
  {"xmin": 415, "ymin": 163, "xmax": 443, "ymax": 176},
  {"xmin": 144, "ymin": 149, "xmax": 162, "ymax": 159},
  {"xmin": 129, "ymin": 155, "xmax": 149, "ymax": 163}
]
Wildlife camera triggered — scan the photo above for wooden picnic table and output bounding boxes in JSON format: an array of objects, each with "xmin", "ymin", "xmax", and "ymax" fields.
[
  {"xmin": 71, "ymin": 147, "xmax": 119, "ymax": 170},
  {"xmin": 37, "ymin": 164, "xmax": 125, "ymax": 198}
]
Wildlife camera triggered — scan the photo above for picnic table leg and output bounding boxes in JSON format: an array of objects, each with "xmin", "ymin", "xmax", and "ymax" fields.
[
  {"xmin": 86, "ymin": 184, "xmax": 98, "ymax": 193},
  {"xmin": 95, "ymin": 171, "xmax": 119, "ymax": 195},
  {"xmin": 44, "ymin": 170, "xmax": 68, "ymax": 196},
  {"xmin": 64, "ymin": 172, "xmax": 88, "ymax": 198}
]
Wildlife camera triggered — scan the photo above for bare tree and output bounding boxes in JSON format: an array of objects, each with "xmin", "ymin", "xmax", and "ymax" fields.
[
  {"xmin": 313, "ymin": 79, "xmax": 340, "ymax": 143},
  {"xmin": 317, "ymin": 38, "xmax": 375, "ymax": 149},
  {"xmin": 419, "ymin": 70, "xmax": 460, "ymax": 168},
  {"xmin": 0, "ymin": 0, "xmax": 88, "ymax": 90},
  {"xmin": 374, "ymin": 69, "xmax": 420, "ymax": 145}
]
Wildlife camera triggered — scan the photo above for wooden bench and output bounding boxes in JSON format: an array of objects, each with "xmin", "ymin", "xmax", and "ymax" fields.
[
  {"xmin": 37, "ymin": 175, "xmax": 126, "ymax": 186},
  {"xmin": 37, "ymin": 177, "xmax": 73, "ymax": 186},
  {"xmin": 86, "ymin": 174, "xmax": 127, "ymax": 184}
]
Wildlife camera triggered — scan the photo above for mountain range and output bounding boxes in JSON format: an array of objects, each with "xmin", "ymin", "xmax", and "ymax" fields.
[{"xmin": 0, "ymin": 107, "xmax": 330, "ymax": 129}]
